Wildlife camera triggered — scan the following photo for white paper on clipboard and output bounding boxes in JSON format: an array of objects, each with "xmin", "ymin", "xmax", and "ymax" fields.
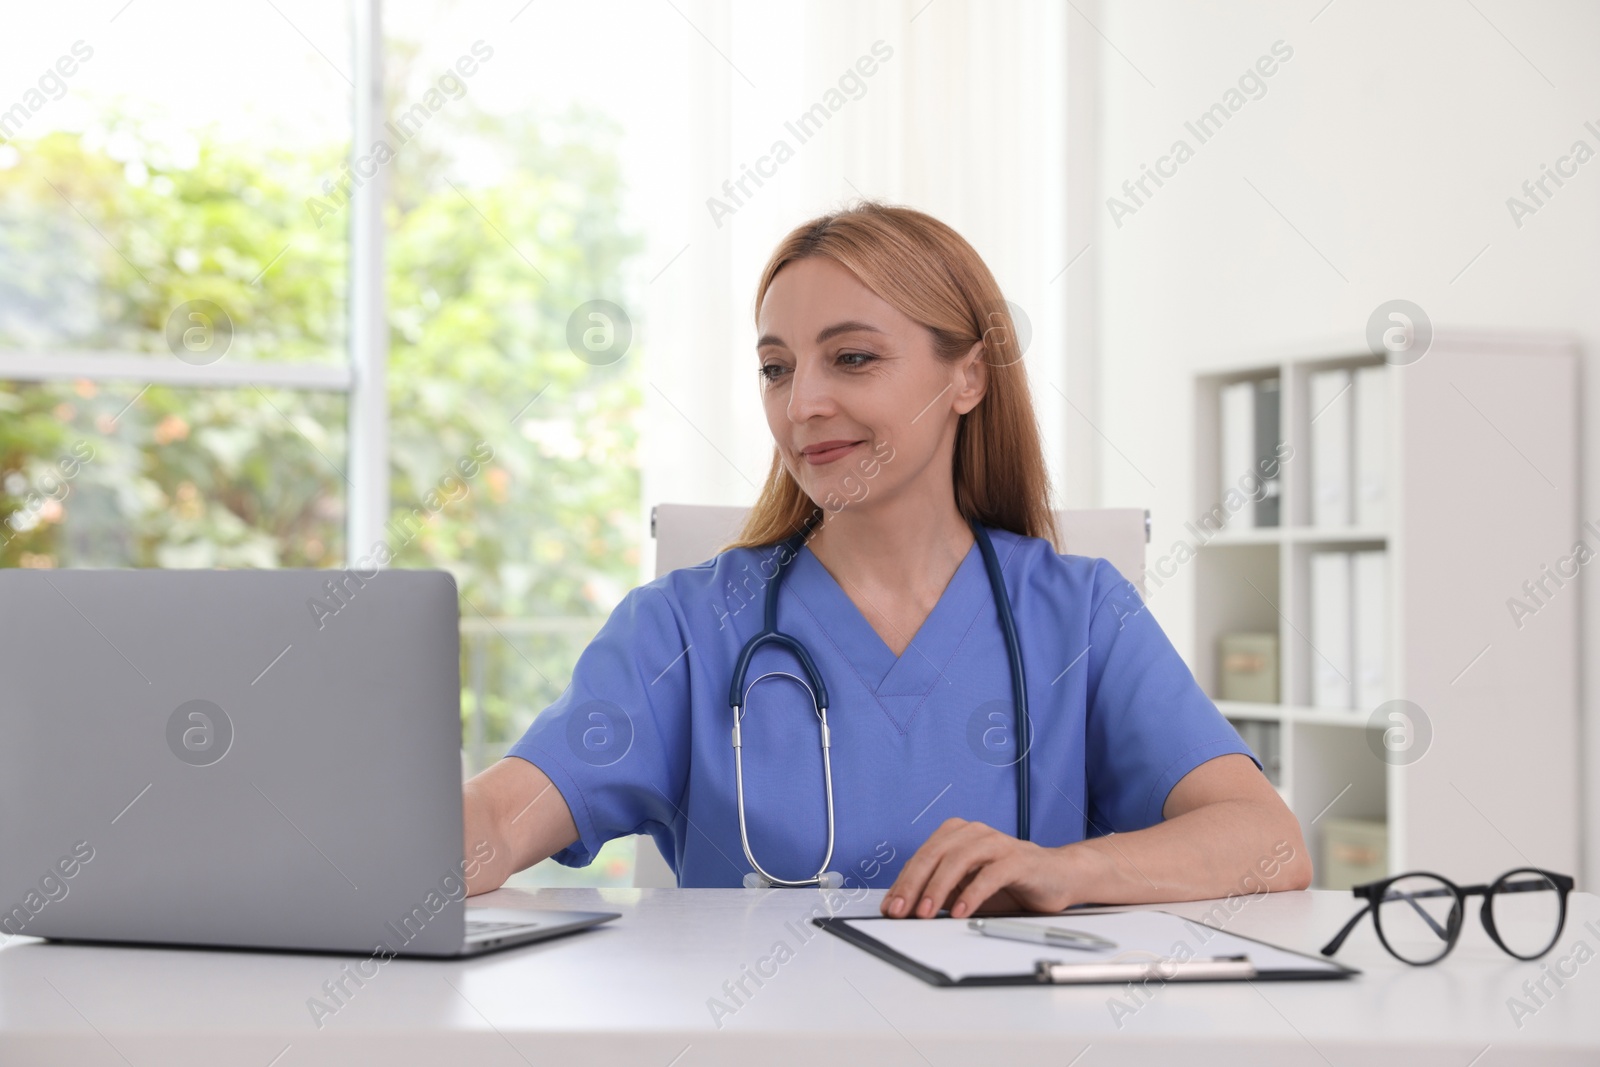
[{"xmin": 839, "ymin": 910, "xmax": 1347, "ymax": 982}]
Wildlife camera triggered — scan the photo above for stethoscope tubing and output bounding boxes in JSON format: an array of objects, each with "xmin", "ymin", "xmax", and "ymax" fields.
[
  {"xmin": 729, "ymin": 511, "xmax": 1028, "ymax": 888},
  {"xmin": 971, "ymin": 515, "xmax": 1031, "ymax": 841},
  {"xmin": 733, "ymin": 670, "xmax": 836, "ymax": 888}
]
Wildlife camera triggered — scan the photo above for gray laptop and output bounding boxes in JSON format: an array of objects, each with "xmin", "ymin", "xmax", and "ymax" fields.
[{"xmin": 0, "ymin": 568, "xmax": 617, "ymax": 957}]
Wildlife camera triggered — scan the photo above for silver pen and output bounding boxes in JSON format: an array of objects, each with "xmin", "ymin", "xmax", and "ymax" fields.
[
  {"xmin": 1034, "ymin": 955, "xmax": 1256, "ymax": 983},
  {"xmin": 968, "ymin": 917, "xmax": 1119, "ymax": 951}
]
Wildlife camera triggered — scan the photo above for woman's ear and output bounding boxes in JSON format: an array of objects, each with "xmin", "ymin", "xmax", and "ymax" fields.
[{"xmin": 952, "ymin": 339, "xmax": 989, "ymax": 415}]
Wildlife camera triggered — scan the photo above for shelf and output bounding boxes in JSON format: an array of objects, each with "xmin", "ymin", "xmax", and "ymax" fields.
[
  {"xmin": 1216, "ymin": 700, "xmax": 1376, "ymax": 727},
  {"xmin": 1219, "ymin": 700, "xmax": 1281, "ymax": 721},
  {"xmin": 1200, "ymin": 526, "xmax": 1283, "ymax": 545},
  {"xmin": 1202, "ymin": 526, "xmax": 1388, "ymax": 547},
  {"xmin": 1286, "ymin": 527, "xmax": 1388, "ymax": 545}
]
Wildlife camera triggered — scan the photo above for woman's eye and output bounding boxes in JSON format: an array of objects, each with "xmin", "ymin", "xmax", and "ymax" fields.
[{"xmin": 759, "ymin": 354, "xmax": 872, "ymax": 382}]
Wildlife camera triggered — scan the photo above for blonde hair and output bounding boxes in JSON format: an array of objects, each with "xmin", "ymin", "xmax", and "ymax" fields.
[{"xmin": 724, "ymin": 200, "xmax": 1057, "ymax": 550}]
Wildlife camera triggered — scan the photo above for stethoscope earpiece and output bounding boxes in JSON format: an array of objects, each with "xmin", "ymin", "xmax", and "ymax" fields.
[
  {"xmin": 742, "ymin": 870, "xmax": 844, "ymax": 890},
  {"xmin": 733, "ymin": 667, "xmax": 838, "ymax": 890}
]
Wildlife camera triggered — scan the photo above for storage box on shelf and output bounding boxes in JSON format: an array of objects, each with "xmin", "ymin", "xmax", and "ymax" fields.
[{"xmin": 1191, "ymin": 333, "xmax": 1579, "ymax": 889}]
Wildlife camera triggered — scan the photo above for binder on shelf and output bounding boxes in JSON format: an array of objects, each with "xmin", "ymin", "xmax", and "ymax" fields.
[
  {"xmin": 1254, "ymin": 377, "xmax": 1282, "ymax": 527},
  {"xmin": 1352, "ymin": 550, "xmax": 1388, "ymax": 712},
  {"xmin": 1310, "ymin": 550, "xmax": 1354, "ymax": 709},
  {"xmin": 1310, "ymin": 368, "xmax": 1353, "ymax": 527},
  {"xmin": 1353, "ymin": 365, "xmax": 1388, "ymax": 529},
  {"xmin": 813, "ymin": 909, "xmax": 1358, "ymax": 987},
  {"xmin": 1220, "ymin": 380, "xmax": 1256, "ymax": 528},
  {"xmin": 1226, "ymin": 716, "xmax": 1282, "ymax": 786}
]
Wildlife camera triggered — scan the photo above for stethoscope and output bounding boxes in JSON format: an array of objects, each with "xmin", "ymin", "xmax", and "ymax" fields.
[{"xmin": 728, "ymin": 511, "xmax": 1031, "ymax": 888}]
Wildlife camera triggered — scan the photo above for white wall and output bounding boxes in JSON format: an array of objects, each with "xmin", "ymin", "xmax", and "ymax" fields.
[{"xmin": 1089, "ymin": 0, "xmax": 1600, "ymax": 885}]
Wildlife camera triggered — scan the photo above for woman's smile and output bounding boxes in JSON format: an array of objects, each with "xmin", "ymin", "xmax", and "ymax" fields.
[{"xmin": 800, "ymin": 440, "xmax": 864, "ymax": 465}]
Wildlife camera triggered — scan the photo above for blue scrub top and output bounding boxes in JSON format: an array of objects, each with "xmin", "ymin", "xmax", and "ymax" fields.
[{"xmin": 506, "ymin": 525, "xmax": 1261, "ymax": 888}]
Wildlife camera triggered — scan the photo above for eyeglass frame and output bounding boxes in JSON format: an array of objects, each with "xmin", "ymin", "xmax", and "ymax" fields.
[{"xmin": 1319, "ymin": 867, "xmax": 1576, "ymax": 966}]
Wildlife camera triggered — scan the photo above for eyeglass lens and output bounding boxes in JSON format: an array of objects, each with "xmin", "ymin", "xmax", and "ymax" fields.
[
  {"xmin": 1487, "ymin": 869, "xmax": 1564, "ymax": 959},
  {"xmin": 1376, "ymin": 874, "xmax": 1460, "ymax": 964}
]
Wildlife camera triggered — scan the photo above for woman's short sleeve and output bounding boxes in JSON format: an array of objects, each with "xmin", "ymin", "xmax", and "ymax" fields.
[
  {"xmin": 1082, "ymin": 559, "xmax": 1262, "ymax": 834},
  {"xmin": 504, "ymin": 583, "xmax": 692, "ymax": 868}
]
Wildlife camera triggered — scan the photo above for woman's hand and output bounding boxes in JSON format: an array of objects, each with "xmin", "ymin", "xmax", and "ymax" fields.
[{"xmin": 879, "ymin": 817, "xmax": 1081, "ymax": 918}]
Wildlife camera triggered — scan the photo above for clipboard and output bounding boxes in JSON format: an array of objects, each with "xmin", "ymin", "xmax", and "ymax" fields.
[{"xmin": 812, "ymin": 909, "xmax": 1361, "ymax": 987}]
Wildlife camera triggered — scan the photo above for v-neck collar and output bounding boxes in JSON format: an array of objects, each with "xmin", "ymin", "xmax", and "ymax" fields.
[{"xmin": 785, "ymin": 530, "xmax": 993, "ymax": 718}]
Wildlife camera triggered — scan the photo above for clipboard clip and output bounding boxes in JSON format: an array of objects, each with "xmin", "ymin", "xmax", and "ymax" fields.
[{"xmin": 1034, "ymin": 954, "xmax": 1258, "ymax": 984}]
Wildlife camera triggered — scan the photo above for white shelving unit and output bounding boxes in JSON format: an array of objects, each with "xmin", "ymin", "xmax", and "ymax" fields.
[{"xmin": 1192, "ymin": 332, "xmax": 1581, "ymax": 888}]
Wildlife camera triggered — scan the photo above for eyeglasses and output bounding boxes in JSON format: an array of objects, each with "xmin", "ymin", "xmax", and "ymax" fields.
[{"xmin": 1320, "ymin": 868, "xmax": 1575, "ymax": 965}]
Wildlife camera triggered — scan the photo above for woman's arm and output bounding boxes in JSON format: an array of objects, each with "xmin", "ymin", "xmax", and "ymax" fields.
[
  {"xmin": 880, "ymin": 753, "xmax": 1312, "ymax": 918},
  {"xmin": 1061, "ymin": 752, "xmax": 1311, "ymax": 905},
  {"xmin": 463, "ymin": 756, "xmax": 580, "ymax": 895}
]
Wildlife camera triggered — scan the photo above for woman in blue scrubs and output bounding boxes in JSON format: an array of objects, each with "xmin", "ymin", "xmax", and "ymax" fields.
[{"xmin": 464, "ymin": 202, "xmax": 1310, "ymax": 918}]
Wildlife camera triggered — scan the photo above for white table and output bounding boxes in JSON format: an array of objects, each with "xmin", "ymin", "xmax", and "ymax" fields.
[{"xmin": 3, "ymin": 886, "xmax": 1596, "ymax": 1065}]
